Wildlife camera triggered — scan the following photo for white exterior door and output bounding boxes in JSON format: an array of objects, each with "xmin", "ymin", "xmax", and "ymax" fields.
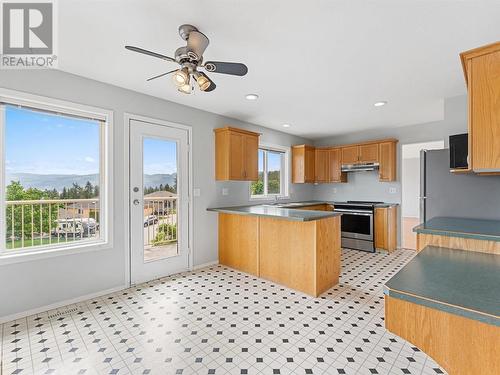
[{"xmin": 129, "ymin": 118, "xmax": 190, "ymax": 284}]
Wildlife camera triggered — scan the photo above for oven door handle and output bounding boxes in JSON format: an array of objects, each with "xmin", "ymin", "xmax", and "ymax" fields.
[{"xmin": 334, "ymin": 209, "xmax": 373, "ymax": 216}]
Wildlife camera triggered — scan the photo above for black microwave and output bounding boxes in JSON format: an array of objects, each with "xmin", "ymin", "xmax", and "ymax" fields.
[{"xmin": 449, "ymin": 133, "xmax": 468, "ymax": 169}]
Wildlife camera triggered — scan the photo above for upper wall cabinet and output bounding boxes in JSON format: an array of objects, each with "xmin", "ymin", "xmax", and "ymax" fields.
[
  {"xmin": 292, "ymin": 145, "xmax": 315, "ymax": 183},
  {"xmin": 460, "ymin": 42, "xmax": 500, "ymax": 173},
  {"xmin": 341, "ymin": 143, "xmax": 379, "ymax": 164},
  {"xmin": 214, "ymin": 127, "xmax": 260, "ymax": 181},
  {"xmin": 292, "ymin": 139, "xmax": 397, "ymax": 183},
  {"xmin": 378, "ymin": 141, "xmax": 397, "ymax": 182},
  {"xmin": 314, "ymin": 148, "xmax": 330, "ymax": 183},
  {"xmin": 328, "ymin": 148, "xmax": 347, "ymax": 183}
]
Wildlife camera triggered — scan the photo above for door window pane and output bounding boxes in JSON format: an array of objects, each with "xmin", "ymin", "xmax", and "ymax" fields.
[{"xmin": 142, "ymin": 138, "xmax": 178, "ymax": 262}]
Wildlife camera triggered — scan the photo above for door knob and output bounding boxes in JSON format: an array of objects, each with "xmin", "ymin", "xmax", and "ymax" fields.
[{"xmin": 133, "ymin": 199, "xmax": 140, "ymax": 205}]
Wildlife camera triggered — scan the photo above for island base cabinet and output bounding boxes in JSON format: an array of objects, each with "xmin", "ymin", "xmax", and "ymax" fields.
[
  {"xmin": 259, "ymin": 216, "xmax": 340, "ymax": 297},
  {"xmin": 218, "ymin": 213, "xmax": 259, "ymax": 275},
  {"xmin": 385, "ymin": 295, "xmax": 500, "ymax": 375}
]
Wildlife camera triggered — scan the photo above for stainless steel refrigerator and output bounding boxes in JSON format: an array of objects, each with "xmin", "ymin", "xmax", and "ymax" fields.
[{"xmin": 419, "ymin": 149, "xmax": 500, "ymax": 223}]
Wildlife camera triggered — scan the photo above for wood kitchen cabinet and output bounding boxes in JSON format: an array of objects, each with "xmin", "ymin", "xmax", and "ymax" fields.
[
  {"xmin": 374, "ymin": 206, "xmax": 397, "ymax": 252},
  {"xmin": 214, "ymin": 127, "xmax": 260, "ymax": 181},
  {"xmin": 292, "ymin": 145, "xmax": 316, "ymax": 183},
  {"xmin": 341, "ymin": 146, "xmax": 359, "ymax": 164},
  {"xmin": 314, "ymin": 148, "xmax": 330, "ymax": 183},
  {"xmin": 359, "ymin": 143, "xmax": 379, "ymax": 163},
  {"xmin": 341, "ymin": 143, "xmax": 379, "ymax": 164},
  {"xmin": 460, "ymin": 42, "xmax": 500, "ymax": 173},
  {"xmin": 379, "ymin": 141, "xmax": 397, "ymax": 182},
  {"xmin": 292, "ymin": 139, "xmax": 397, "ymax": 183},
  {"xmin": 328, "ymin": 148, "xmax": 347, "ymax": 183}
]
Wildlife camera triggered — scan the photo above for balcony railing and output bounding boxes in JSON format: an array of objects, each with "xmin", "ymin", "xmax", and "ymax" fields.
[
  {"xmin": 143, "ymin": 197, "xmax": 178, "ymax": 249},
  {"xmin": 5, "ymin": 198, "xmax": 100, "ymax": 250},
  {"xmin": 4, "ymin": 196, "xmax": 178, "ymax": 251}
]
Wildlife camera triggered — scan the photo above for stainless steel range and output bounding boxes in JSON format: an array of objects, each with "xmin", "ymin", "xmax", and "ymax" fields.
[{"xmin": 333, "ymin": 201, "xmax": 383, "ymax": 252}]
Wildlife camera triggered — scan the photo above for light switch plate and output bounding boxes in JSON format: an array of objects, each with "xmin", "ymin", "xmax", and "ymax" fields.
[
  {"xmin": 193, "ymin": 188, "xmax": 201, "ymax": 197},
  {"xmin": 222, "ymin": 188, "xmax": 229, "ymax": 196}
]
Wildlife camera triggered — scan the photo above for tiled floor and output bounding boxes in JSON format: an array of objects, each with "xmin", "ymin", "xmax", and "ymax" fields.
[{"xmin": 1, "ymin": 249, "xmax": 447, "ymax": 375}]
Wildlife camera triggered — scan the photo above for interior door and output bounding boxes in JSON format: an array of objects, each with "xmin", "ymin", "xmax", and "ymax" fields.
[{"xmin": 130, "ymin": 119, "xmax": 189, "ymax": 284}]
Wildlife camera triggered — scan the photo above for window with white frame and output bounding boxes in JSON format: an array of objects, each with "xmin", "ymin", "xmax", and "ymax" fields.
[
  {"xmin": 0, "ymin": 96, "xmax": 110, "ymax": 256},
  {"xmin": 250, "ymin": 146, "xmax": 289, "ymax": 198}
]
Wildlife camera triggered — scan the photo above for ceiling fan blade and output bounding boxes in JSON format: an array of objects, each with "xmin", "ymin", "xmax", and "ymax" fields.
[
  {"xmin": 203, "ymin": 61, "xmax": 248, "ymax": 76},
  {"xmin": 146, "ymin": 69, "xmax": 177, "ymax": 82},
  {"xmin": 187, "ymin": 31, "xmax": 209, "ymax": 60},
  {"xmin": 125, "ymin": 45, "xmax": 176, "ymax": 63}
]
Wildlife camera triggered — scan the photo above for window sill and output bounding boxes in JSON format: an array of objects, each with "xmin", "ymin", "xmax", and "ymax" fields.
[{"xmin": 0, "ymin": 240, "xmax": 112, "ymax": 266}]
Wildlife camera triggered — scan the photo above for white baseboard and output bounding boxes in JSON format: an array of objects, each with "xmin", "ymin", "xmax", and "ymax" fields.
[
  {"xmin": 0, "ymin": 284, "xmax": 127, "ymax": 324},
  {"xmin": 193, "ymin": 260, "xmax": 219, "ymax": 270}
]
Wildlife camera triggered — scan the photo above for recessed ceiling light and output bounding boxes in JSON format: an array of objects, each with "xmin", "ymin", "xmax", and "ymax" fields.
[
  {"xmin": 245, "ymin": 94, "xmax": 259, "ymax": 101},
  {"xmin": 374, "ymin": 101, "xmax": 387, "ymax": 107},
  {"xmin": 282, "ymin": 124, "xmax": 291, "ymax": 128}
]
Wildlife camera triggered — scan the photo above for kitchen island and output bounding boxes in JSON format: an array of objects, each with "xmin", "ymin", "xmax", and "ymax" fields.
[
  {"xmin": 414, "ymin": 216, "xmax": 500, "ymax": 254},
  {"xmin": 207, "ymin": 205, "xmax": 342, "ymax": 297},
  {"xmin": 384, "ymin": 245, "xmax": 500, "ymax": 375}
]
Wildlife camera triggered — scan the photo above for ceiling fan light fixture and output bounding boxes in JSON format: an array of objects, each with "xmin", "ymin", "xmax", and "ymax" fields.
[
  {"xmin": 196, "ymin": 73, "xmax": 211, "ymax": 91},
  {"xmin": 178, "ymin": 83, "xmax": 192, "ymax": 94},
  {"xmin": 173, "ymin": 67, "xmax": 189, "ymax": 86}
]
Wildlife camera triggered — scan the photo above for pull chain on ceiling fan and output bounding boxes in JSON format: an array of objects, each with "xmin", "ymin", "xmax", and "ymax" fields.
[{"xmin": 125, "ymin": 24, "xmax": 248, "ymax": 94}]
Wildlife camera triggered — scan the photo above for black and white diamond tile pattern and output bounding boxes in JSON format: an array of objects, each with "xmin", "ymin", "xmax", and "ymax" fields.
[{"xmin": 1, "ymin": 249, "xmax": 447, "ymax": 375}]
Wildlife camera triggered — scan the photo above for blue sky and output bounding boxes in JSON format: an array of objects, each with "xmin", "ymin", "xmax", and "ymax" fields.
[
  {"xmin": 5, "ymin": 106, "xmax": 100, "ymax": 175},
  {"xmin": 143, "ymin": 138, "xmax": 177, "ymax": 175},
  {"xmin": 258, "ymin": 149, "xmax": 282, "ymax": 172},
  {"xmin": 5, "ymin": 106, "xmax": 178, "ymax": 176}
]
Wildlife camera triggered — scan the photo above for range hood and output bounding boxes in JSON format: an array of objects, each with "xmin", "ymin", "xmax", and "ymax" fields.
[{"xmin": 341, "ymin": 163, "xmax": 380, "ymax": 172}]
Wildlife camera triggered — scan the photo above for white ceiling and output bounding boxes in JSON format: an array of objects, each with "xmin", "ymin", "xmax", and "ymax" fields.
[{"xmin": 59, "ymin": 0, "xmax": 500, "ymax": 139}]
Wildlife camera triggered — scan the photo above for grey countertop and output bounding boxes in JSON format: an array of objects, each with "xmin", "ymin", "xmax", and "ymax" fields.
[
  {"xmin": 207, "ymin": 205, "xmax": 341, "ymax": 221},
  {"xmin": 384, "ymin": 246, "xmax": 500, "ymax": 326},
  {"xmin": 207, "ymin": 200, "xmax": 398, "ymax": 221},
  {"xmin": 414, "ymin": 216, "xmax": 500, "ymax": 242}
]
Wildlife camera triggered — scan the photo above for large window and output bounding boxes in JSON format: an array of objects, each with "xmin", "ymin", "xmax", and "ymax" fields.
[
  {"xmin": 250, "ymin": 146, "xmax": 289, "ymax": 199},
  {"xmin": 0, "ymin": 95, "xmax": 111, "ymax": 258}
]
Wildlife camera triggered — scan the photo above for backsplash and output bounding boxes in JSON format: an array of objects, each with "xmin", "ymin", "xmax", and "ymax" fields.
[{"xmin": 313, "ymin": 170, "xmax": 400, "ymax": 204}]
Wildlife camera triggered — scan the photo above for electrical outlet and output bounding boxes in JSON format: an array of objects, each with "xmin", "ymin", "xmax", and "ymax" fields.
[
  {"xmin": 222, "ymin": 188, "xmax": 229, "ymax": 196},
  {"xmin": 389, "ymin": 187, "xmax": 397, "ymax": 194},
  {"xmin": 333, "ymin": 188, "xmax": 337, "ymax": 194},
  {"xmin": 193, "ymin": 188, "xmax": 201, "ymax": 197}
]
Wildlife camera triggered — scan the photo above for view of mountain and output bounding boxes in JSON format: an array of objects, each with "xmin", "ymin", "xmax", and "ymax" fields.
[{"xmin": 6, "ymin": 173, "xmax": 177, "ymax": 192}]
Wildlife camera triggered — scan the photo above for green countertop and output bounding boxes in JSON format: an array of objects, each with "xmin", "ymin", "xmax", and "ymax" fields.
[
  {"xmin": 207, "ymin": 205, "xmax": 341, "ymax": 221},
  {"xmin": 414, "ymin": 216, "xmax": 500, "ymax": 242},
  {"xmin": 384, "ymin": 246, "xmax": 500, "ymax": 326}
]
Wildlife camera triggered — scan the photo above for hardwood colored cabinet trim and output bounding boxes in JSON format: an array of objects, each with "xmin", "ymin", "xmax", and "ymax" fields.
[
  {"xmin": 292, "ymin": 139, "xmax": 397, "ymax": 183},
  {"xmin": 460, "ymin": 42, "xmax": 500, "ymax": 173},
  {"xmin": 374, "ymin": 206, "xmax": 397, "ymax": 252},
  {"xmin": 341, "ymin": 145, "xmax": 359, "ymax": 164},
  {"xmin": 314, "ymin": 148, "xmax": 330, "ymax": 183},
  {"xmin": 378, "ymin": 141, "xmax": 397, "ymax": 182},
  {"xmin": 214, "ymin": 126, "xmax": 260, "ymax": 181},
  {"xmin": 358, "ymin": 143, "xmax": 379, "ymax": 163},
  {"xmin": 328, "ymin": 148, "xmax": 347, "ymax": 183},
  {"xmin": 292, "ymin": 145, "xmax": 316, "ymax": 183}
]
